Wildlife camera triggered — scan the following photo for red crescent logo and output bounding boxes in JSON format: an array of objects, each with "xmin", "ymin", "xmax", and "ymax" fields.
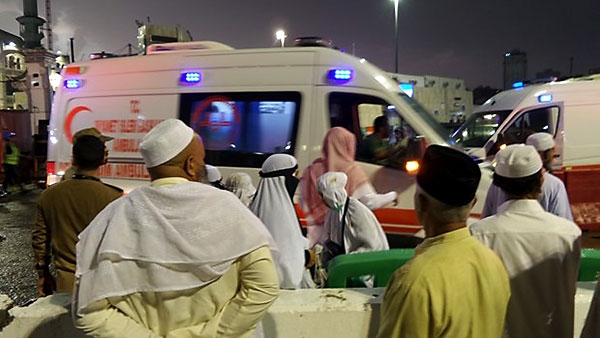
[{"xmin": 64, "ymin": 106, "xmax": 92, "ymax": 143}]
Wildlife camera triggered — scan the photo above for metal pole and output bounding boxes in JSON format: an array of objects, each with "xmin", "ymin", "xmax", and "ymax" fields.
[
  {"xmin": 394, "ymin": 0, "xmax": 399, "ymax": 73},
  {"xmin": 569, "ymin": 57, "xmax": 574, "ymax": 77},
  {"xmin": 69, "ymin": 37, "xmax": 74, "ymax": 62}
]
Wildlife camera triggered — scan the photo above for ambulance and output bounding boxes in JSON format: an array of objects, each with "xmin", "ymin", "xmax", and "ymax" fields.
[
  {"xmin": 47, "ymin": 41, "xmax": 493, "ymax": 235},
  {"xmin": 451, "ymin": 75, "xmax": 600, "ymax": 230}
]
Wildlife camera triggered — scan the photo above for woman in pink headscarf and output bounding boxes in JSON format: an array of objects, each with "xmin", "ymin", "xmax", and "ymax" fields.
[{"xmin": 300, "ymin": 127, "xmax": 397, "ymax": 246}]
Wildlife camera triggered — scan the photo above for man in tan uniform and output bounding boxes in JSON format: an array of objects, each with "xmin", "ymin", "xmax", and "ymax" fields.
[
  {"xmin": 73, "ymin": 119, "xmax": 278, "ymax": 338},
  {"xmin": 32, "ymin": 135, "xmax": 122, "ymax": 295}
]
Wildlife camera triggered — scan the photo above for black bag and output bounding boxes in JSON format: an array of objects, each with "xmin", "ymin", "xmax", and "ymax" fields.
[{"xmin": 323, "ymin": 197, "xmax": 350, "ymax": 262}]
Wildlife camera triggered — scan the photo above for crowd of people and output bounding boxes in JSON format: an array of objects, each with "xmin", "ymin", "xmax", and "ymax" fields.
[{"xmin": 24, "ymin": 117, "xmax": 600, "ymax": 337}]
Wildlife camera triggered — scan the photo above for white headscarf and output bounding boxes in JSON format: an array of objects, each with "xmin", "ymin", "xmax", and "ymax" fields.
[
  {"xmin": 318, "ymin": 172, "xmax": 389, "ymax": 255},
  {"xmin": 249, "ymin": 154, "xmax": 308, "ymax": 289},
  {"xmin": 225, "ymin": 172, "xmax": 256, "ymax": 207},
  {"xmin": 75, "ymin": 181, "xmax": 275, "ymax": 314}
]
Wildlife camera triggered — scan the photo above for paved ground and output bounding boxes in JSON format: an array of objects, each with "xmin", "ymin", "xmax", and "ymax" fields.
[
  {"xmin": 0, "ymin": 188, "xmax": 40, "ymax": 307},
  {"xmin": 1, "ymin": 189, "xmax": 599, "ymax": 307}
]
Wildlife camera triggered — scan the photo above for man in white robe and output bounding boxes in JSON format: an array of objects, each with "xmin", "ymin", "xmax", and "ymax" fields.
[
  {"xmin": 471, "ymin": 144, "xmax": 581, "ymax": 338},
  {"xmin": 73, "ymin": 119, "xmax": 279, "ymax": 338},
  {"xmin": 249, "ymin": 154, "xmax": 314, "ymax": 289}
]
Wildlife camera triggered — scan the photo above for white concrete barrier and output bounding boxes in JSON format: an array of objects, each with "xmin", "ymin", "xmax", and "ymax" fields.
[
  {"xmin": 260, "ymin": 288, "xmax": 383, "ymax": 338},
  {"xmin": 575, "ymin": 282, "xmax": 597, "ymax": 337},
  {"xmin": 0, "ymin": 293, "xmax": 85, "ymax": 338},
  {"xmin": 0, "ymin": 295, "xmax": 14, "ymax": 328},
  {"xmin": 0, "ymin": 284, "xmax": 596, "ymax": 338}
]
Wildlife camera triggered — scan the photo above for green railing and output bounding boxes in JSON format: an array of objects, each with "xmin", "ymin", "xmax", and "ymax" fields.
[{"xmin": 325, "ymin": 248, "xmax": 600, "ymax": 288}]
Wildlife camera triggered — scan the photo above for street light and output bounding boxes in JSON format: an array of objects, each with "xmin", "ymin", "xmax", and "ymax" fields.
[
  {"xmin": 392, "ymin": 0, "xmax": 400, "ymax": 73},
  {"xmin": 275, "ymin": 29, "xmax": 287, "ymax": 48}
]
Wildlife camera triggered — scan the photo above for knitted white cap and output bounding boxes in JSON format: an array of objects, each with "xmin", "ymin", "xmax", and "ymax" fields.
[
  {"xmin": 495, "ymin": 144, "xmax": 542, "ymax": 178},
  {"xmin": 139, "ymin": 119, "xmax": 194, "ymax": 168},
  {"xmin": 206, "ymin": 165, "xmax": 222, "ymax": 183},
  {"xmin": 526, "ymin": 132, "xmax": 555, "ymax": 152}
]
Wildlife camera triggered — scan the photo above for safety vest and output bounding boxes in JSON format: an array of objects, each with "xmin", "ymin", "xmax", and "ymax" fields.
[{"xmin": 4, "ymin": 144, "xmax": 19, "ymax": 165}]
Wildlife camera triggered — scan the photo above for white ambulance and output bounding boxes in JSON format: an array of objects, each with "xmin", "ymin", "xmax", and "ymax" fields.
[
  {"xmin": 47, "ymin": 41, "xmax": 492, "ymax": 235},
  {"xmin": 451, "ymin": 75, "xmax": 600, "ymax": 230}
]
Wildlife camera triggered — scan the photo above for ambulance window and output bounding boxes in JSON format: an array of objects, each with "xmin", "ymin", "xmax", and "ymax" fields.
[
  {"xmin": 502, "ymin": 106, "xmax": 559, "ymax": 145},
  {"xmin": 328, "ymin": 92, "xmax": 418, "ymax": 169},
  {"xmin": 179, "ymin": 92, "xmax": 301, "ymax": 168}
]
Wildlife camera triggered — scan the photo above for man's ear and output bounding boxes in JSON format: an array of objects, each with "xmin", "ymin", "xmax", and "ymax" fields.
[{"xmin": 184, "ymin": 156, "xmax": 195, "ymax": 178}]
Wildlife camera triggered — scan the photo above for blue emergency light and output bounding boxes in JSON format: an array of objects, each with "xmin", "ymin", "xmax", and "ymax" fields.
[
  {"xmin": 64, "ymin": 79, "xmax": 81, "ymax": 89},
  {"xmin": 512, "ymin": 81, "xmax": 524, "ymax": 88},
  {"xmin": 327, "ymin": 69, "xmax": 353, "ymax": 83},
  {"xmin": 180, "ymin": 72, "xmax": 201, "ymax": 84},
  {"xmin": 538, "ymin": 94, "xmax": 553, "ymax": 103}
]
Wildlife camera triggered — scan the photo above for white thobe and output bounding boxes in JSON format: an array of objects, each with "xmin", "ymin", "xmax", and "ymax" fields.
[
  {"xmin": 470, "ymin": 199, "xmax": 581, "ymax": 338},
  {"xmin": 481, "ymin": 172, "xmax": 573, "ymax": 220}
]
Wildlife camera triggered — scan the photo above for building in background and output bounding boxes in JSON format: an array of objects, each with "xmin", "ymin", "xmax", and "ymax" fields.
[
  {"xmin": 0, "ymin": 0, "xmax": 56, "ymax": 158},
  {"xmin": 1, "ymin": 30, "xmax": 26, "ymax": 111},
  {"xmin": 503, "ymin": 50, "xmax": 527, "ymax": 90},
  {"xmin": 389, "ymin": 73, "xmax": 473, "ymax": 126},
  {"xmin": 137, "ymin": 24, "xmax": 192, "ymax": 55}
]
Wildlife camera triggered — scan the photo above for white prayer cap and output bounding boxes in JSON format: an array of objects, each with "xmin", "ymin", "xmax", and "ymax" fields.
[
  {"xmin": 526, "ymin": 132, "xmax": 555, "ymax": 152},
  {"xmin": 495, "ymin": 144, "xmax": 542, "ymax": 178},
  {"xmin": 139, "ymin": 119, "xmax": 194, "ymax": 168},
  {"xmin": 206, "ymin": 165, "xmax": 222, "ymax": 183}
]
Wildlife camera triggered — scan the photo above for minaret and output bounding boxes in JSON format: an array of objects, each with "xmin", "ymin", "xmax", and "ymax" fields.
[
  {"xmin": 14, "ymin": 0, "xmax": 56, "ymax": 144},
  {"xmin": 16, "ymin": 0, "xmax": 46, "ymax": 49}
]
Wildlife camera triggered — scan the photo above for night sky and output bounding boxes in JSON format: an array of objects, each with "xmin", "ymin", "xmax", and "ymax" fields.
[{"xmin": 1, "ymin": 0, "xmax": 599, "ymax": 89}]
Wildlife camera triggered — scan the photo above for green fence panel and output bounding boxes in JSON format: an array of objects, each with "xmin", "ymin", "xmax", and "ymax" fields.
[
  {"xmin": 325, "ymin": 249, "xmax": 415, "ymax": 288},
  {"xmin": 579, "ymin": 248, "xmax": 600, "ymax": 282}
]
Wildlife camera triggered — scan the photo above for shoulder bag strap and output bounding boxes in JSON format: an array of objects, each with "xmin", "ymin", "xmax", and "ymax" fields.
[{"xmin": 340, "ymin": 197, "xmax": 350, "ymax": 252}]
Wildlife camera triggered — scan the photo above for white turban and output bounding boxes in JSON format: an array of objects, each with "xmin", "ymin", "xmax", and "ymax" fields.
[{"xmin": 139, "ymin": 119, "xmax": 194, "ymax": 168}]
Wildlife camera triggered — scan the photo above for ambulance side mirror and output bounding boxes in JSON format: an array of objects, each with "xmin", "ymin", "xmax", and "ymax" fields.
[{"xmin": 488, "ymin": 132, "xmax": 505, "ymax": 157}]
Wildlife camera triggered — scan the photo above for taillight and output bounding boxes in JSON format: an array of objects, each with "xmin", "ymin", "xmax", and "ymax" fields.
[{"xmin": 45, "ymin": 162, "xmax": 61, "ymax": 187}]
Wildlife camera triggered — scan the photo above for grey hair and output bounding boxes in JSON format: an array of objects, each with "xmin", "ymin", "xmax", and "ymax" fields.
[{"xmin": 415, "ymin": 185, "xmax": 473, "ymax": 223}]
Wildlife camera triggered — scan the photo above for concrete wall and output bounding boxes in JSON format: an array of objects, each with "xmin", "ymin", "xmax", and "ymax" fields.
[{"xmin": 1, "ymin": 284, "xmax": 596, "ymax": 338}]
